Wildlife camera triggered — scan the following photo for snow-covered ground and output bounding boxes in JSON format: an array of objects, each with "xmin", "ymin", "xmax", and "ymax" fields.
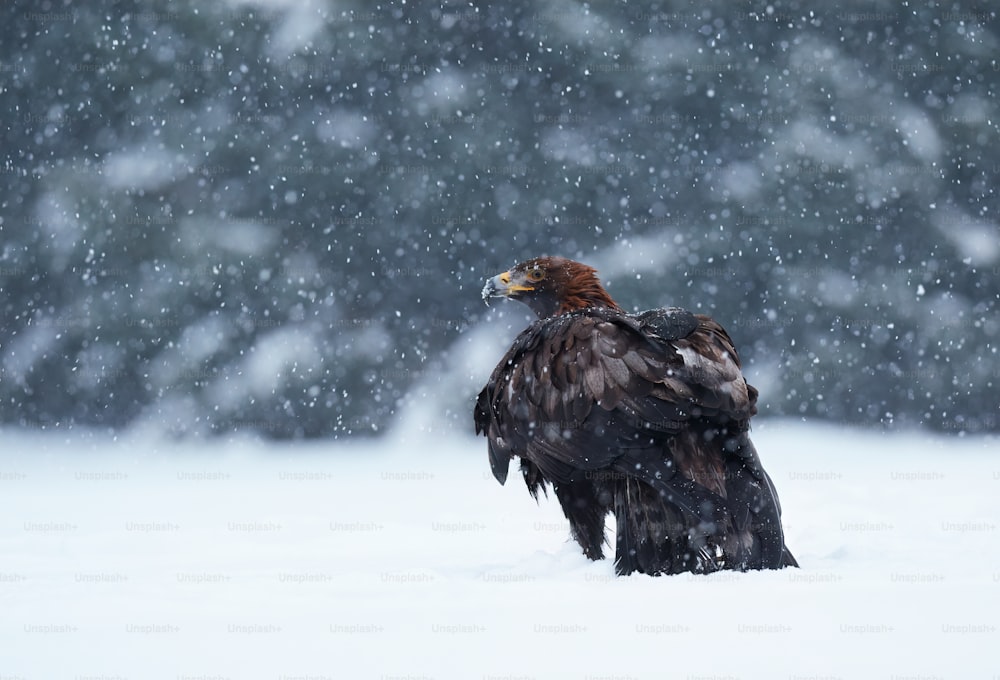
[{"xmin": 1, "ymin": 421, "xmax": 997, "ymax": 679}]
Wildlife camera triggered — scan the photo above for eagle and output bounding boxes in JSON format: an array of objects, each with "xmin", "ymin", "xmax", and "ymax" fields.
[{"xmin": 474, "ymin": 256, "xmax": 797, "ymax": 576}]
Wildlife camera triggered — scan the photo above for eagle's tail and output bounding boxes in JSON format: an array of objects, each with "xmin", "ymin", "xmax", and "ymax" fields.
[
  {"xmin": 610, "ymin": 454, "xmax": 794, "ymax": 575},
  {"xmin": 551, "ymin": 477, "xmax": 610, "ymax": 561},
  {"xmin": 612, "ymin": 475, "xmax": 728, "ymax": 576}
]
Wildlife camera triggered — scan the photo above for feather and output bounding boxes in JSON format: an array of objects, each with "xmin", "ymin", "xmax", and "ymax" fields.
[
  {"xmin": 603, "ymin": 356, "xmax": 630, "ymax": 388},
  {"xmin": 583, "ymin": 362, "xmax": 605, "ymax": 401}
]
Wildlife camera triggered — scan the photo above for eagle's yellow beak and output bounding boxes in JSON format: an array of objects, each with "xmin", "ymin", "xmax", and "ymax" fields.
[{"xmin": 481, "ymin": 270, "xmax": 535, "ymax": 303}]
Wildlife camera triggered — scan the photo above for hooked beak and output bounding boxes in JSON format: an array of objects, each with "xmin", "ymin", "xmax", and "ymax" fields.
[{"xmin": 481, "ymin": 270, "xmax": 533, "ymax": 305}]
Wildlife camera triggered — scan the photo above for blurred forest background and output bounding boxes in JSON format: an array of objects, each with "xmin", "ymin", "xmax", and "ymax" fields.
[{"xmin": 2, "ymin": 0, "xmax": 997, "ymax": 438}]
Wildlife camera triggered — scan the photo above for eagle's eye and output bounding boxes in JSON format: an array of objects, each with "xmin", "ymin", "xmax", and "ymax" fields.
[{"xmin": 527, "ymin": 268, "xmax": 545, "ymax": 282}]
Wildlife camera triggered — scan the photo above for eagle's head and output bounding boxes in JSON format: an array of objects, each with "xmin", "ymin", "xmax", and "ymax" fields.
[{"xmin": 481, "ymin": 256, "xmax": 622, "ymax": 318}]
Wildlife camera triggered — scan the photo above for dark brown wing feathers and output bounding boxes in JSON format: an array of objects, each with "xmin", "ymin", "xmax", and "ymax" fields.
[{"xmin": 476, "ymin": 307, "xmax": 755, "ymax": 473}]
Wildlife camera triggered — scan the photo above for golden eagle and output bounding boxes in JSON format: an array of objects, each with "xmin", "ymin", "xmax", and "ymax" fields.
[{"xmin": 475, "ymin": 256, "xmax": 797, "ymax": 575}]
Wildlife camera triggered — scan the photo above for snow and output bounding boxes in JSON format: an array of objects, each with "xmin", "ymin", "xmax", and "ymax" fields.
[
  {"xmin": 102, "ymin": 148, "xmax": 182, "ymax": 191},
  {"xmin": 2, "ymin": 422, "xmax": 997, "ymax": 678},
  {"xmin": 2, "ymin": 324, "xmax": 60, "ymax": 386},
  {"xmin": 932, "ymin": 209, "xmax": 1000, "ymax": 267},
  {"xmin": 243, "ymin": 327, "xmax": 323, "ymax": 397},
  {"xmin": 898, "ymin": 107, "xmax": 943, "ymax": 164}
]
